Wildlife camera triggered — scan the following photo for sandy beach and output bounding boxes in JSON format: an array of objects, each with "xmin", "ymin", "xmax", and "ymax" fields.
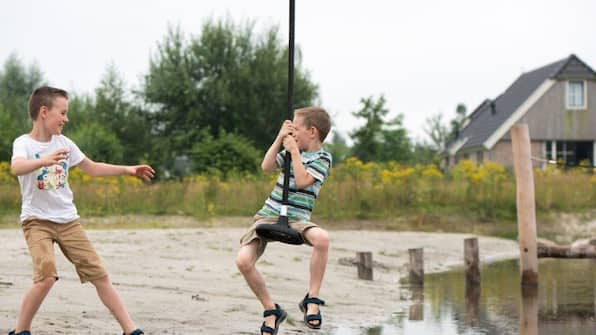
[{"xmin": 0, "ymin": 218, "xmax": 520, "ymax": 335}]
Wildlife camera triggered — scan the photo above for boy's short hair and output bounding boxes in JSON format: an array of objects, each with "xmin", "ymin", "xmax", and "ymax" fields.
[
  {"xmin": 294, "ymin": 106, "xmax": 331, "ymax": 142},
  {"xmin": 29, "ymin": 86, "xmax": 68, "ymax": 120}
]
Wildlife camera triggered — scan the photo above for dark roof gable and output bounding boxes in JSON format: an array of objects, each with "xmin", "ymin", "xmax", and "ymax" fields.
[{"xmin": 552, "ymin": 54, "xmax": 596, "ymax": 80}]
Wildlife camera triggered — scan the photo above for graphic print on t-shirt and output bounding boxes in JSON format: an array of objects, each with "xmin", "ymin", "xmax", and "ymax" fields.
[{"xmin": 34, "ymin": 153, "xmax": 68, "ymax": 190}]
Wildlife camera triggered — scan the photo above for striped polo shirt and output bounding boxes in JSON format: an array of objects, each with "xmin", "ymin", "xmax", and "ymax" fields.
[{"xmin": 257, "ymin": 148, "xmax": 332, "ymax": 222}]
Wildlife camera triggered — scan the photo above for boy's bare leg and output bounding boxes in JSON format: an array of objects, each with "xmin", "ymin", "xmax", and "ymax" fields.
[
  {"xmin": 236, "ymin": 241, "xmax": 278, "ymax": 334},
  {"xmin": 14, "ymin": 277, "xmax": 56, "ymax": 332},
  {"xmin": 91, "ymin": 275, "xmax": 136, "ymax": 334},
  {"xmin": 303, "ymin": 227, "xmax": 330, "ymax": 326}
]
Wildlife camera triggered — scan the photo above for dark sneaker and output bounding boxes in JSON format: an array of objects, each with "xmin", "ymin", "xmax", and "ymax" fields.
[
  {"xmin": 9, "ymin": 331, "xmax": 31, "ymax": 335},
  {"xmin": 124, "ymin": 329, "xmax": 144, "ymax": 335}
]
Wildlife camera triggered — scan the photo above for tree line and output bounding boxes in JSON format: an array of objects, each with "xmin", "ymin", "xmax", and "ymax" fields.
[{"xmin": 0, "ymin": 19, "xmax": 466, "ymax": 178}]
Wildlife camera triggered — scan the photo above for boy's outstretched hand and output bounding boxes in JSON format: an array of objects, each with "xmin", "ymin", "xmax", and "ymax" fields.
[
  {"xmin": 128, "ymin": 165, "xmax": 155, "ymax": 182},
  {"xmin": 41, "ymin": 148, "xmax": 70, "ymax": 167}
]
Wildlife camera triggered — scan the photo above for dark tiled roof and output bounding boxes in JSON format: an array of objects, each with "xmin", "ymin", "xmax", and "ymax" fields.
[{"xmin": 449, "ymin": 55, "xmax": 595, "ymax": 152}]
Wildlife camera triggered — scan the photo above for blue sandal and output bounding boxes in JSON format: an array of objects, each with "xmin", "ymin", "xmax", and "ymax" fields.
[
  {"xmin": 124, "ymin": 329, "xmax": 144, "ymax": 335},
  {"xmin": 260, "ymin": 303, "xmax": 287, "ymax": 335},
  {"xmin": 8, "ymin": 331, "xmax": 31, "ymax": 335},
  {"xmin": 299, "ymin": 293, "xmax": 325, "ymax": 329}
]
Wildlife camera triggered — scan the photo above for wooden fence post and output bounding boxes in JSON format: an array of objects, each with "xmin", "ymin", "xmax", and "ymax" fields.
[
  {"xmin": 511, "ymin": 124, "xmax": 539, "ymax": 286},
  {"xmin": 520, "ymin": 285, "xmax": 538, "ymax": 335},
  {"xmin": 408, "ymin": 248, "xmax": 424, "ymax": 285},
  {"xmin": 408, "ymin": 286, "xmax": 424, "ymax": 321},
  {"xmin": 465, "ymin": 284, "xmax": 480, "ymax": 327},
  {"xmin": 464, "ymin": 238, "xmax": 480, "ymax": 284},
  {"xmin": 356, "ymin": 251, "xmax": 373, "ymax": 280}
]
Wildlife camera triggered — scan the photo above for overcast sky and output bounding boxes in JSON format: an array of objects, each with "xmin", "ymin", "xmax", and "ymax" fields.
[{"xmin": 2, "ymin": 0, "xmax": 595, "ymax": 143}]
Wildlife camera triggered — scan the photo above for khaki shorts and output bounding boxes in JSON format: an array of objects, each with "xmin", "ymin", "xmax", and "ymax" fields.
[
  {"xmin": 22, "ymin": 218, "xmax": 107, "ymax": 283},
  {"xmin": 240, "ymin": 215, "xmax": 319, "ymax": 259}
]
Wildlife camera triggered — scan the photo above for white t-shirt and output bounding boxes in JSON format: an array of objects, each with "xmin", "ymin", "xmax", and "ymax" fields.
[{"xmin": 11, "ymin": 134, "xmax": 86, "ymax": 223}]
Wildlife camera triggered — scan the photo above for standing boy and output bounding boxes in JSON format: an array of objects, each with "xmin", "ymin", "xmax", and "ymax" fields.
[
  {"xmin": 9, "ymin": 86, "xmax": 153, "ymax": 335},
  {"xmin": 235, "ymin": 107, "xmax": 332, "ymax": 335}
]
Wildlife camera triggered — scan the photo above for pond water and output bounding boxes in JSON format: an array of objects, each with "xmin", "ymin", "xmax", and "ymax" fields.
[{"xmin": 337, "ymin": 258, "xmax": 595, "ymax": 335}]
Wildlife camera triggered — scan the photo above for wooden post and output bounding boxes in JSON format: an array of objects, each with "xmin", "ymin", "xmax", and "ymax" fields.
[
  {"xmin": 465, "ymin": 283, "xmax": 480, "ymax": 327},
  {"xmin": 464, "ymin": 238, "xmax": 480, "ymax": 284},
  {"xmin": 356, "ymin": 251, "xmax": 373, "ymax": 280},
  {"xmin": 408, "ymin": 248, "xmax": 424, "ymax": 285},
  {"xmin": 520, "ymin": 285, "xmax": 538, "ymax": 335},
  {"xmin": 511, "ymin": 124, "xmax": 539, "ymax": 286},
  {"xmin": 408, "ymin": 286, "xmax": 424, "ymax": 321},
  {"xmin": 551, "ymin": 280, "xmax": 558, "ymax": 314}
]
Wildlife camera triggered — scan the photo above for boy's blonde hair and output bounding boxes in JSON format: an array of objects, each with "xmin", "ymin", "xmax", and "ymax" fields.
[{"xmin": 294, "ymin": 106, "xmax": 331, "ymax": 142}]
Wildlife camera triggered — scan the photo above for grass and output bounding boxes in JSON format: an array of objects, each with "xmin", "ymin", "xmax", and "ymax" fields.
[{"xmin": 0, "ymin": 159, "xmax": 594, "ymax": 241}]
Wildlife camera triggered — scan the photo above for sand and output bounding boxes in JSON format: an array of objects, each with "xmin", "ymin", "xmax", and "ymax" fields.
[{"xmin": 0, "ymin": 222, "xmax": 519, "ymax": 335}]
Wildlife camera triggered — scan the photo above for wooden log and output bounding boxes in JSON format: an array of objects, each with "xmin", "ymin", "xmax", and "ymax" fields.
[
  {"xmin": 511, "ymin": 124, "xmax": 539, "ymax": 286},
  {"xmin": 537, "ymin": 238, "xmax": 596, "ymax": 258},
  {"xmin": 408, "ymin": 248, "xmax": 424, "ymax": 285},
  {"xmin": 356, "ymin": 251, "xmax": 373, "ymax": 280},
  {"xmin": 464, "ymin": 238, "xmax": 480, "ymax": 284}
]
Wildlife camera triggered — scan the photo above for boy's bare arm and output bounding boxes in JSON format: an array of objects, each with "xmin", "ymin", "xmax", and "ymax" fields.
[
  {"xmin": 284, "ymin": 136, "xmax": 316, "ymax": 189},
  {"xmin": 261, "ymin": 136, "xmax": 284, "ymax": 172},
  {"xmin": 261, "ymin": 120, "xmax": 295, "ymax": 172},
  {"xmin": 10, "ymin": 148, "xmax": 70, "ymax": 176},
  {"xmin": 77, "ymin": 158, "xmax": 155, "ymax": 181}
]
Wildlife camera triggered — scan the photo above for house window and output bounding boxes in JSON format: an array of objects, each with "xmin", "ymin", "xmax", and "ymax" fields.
[
  {"xmin": 553, "ymin": 141, "xmax": 593, "ymax": 166},
  {"xmin": 566, "ymin": 80, "xmax": 587, "ymax": 109}
]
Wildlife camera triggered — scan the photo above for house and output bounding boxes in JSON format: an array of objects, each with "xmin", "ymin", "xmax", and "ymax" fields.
[{"xmin": 445, "ymin": 54, "xmax": 596, "ymax": 168}]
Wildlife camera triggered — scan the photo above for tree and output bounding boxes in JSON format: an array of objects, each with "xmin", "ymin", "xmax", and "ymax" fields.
[
  {"xmin": 380, "ymin": 113, "xmax": 412, "ymax": 162},
  {"xmin": 189, "ymin": 129, "xmax": 261, "ymax": 176},
  {"xmin": 0, "ymin": 54, "xmax": 44, "ymax": 161},
  {"xmin": 350, "ymin": 95, "xmax": 412, "ymax": 162},
  {"xmin": 63, "ymin": 93, "xmax": 95, "ymax": 134},
  {"xmin": 448, "ymin": 103, "xmax": 467, "ymax": 142},
  {"xmin": 410, "ymin": 140, "xmax": 440, "ymax": 164},
  {"xmin": 0, "ymin": 102, "xmax": 12, "ymax": 161},
  {"xmin": 68, "ymin": 122, "xmax": 124, "ymax": 163},
  {"xmin": 142, "ymin": 20, "xmax": 318, "ymax": 172},
  {"xmin": 324, "ymin": 130, "xmax": 350, "ymax": 165},
  {"xmin": 94, "ymin": 64, "xmax": 150, "ymax": 164},
  {"xmin": 62, "ymin": 66, "xmax": 150, "ymax": 165},
  {"xmin": 350, "ymin": 96, "xmax": 386, "ymax": 162},
  {"xmin": 423, "ymin": 113, "xmax": 449, "ymax": 151}
]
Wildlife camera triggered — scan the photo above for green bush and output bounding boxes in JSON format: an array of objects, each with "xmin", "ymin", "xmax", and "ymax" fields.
[
  {"xmin": 69, "ymin": 122, "xmax": 124, "ymax": 163},
  {"xmin": 190, "ymin": 130, "xmax": 261, "ymax": 176}
]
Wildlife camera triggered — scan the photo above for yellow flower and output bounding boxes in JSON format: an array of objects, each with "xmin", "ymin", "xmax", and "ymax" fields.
[
  {"xmin": 0, "ymin": 162, "xmax": 16, "ymax": 184},
  {"xmin": 452, "ymin": 160, "xmax": 478, "ymax": 181},
  {"xmin": 380, "ymin": 169, "xmax": 392, "ymax": 185},
  {"xmin": 207, "ymin": 202, "xmax": 216, "ymax": 216},
  {"xmin": 421, "ymin": 164, "xmax": 443, "ymax": 179}
]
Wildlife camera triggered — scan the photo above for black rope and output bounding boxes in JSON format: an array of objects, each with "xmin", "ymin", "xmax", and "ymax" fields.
[{"xmin": 281, "ymin": 0, "xmax": 295, "ymax": 214}]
